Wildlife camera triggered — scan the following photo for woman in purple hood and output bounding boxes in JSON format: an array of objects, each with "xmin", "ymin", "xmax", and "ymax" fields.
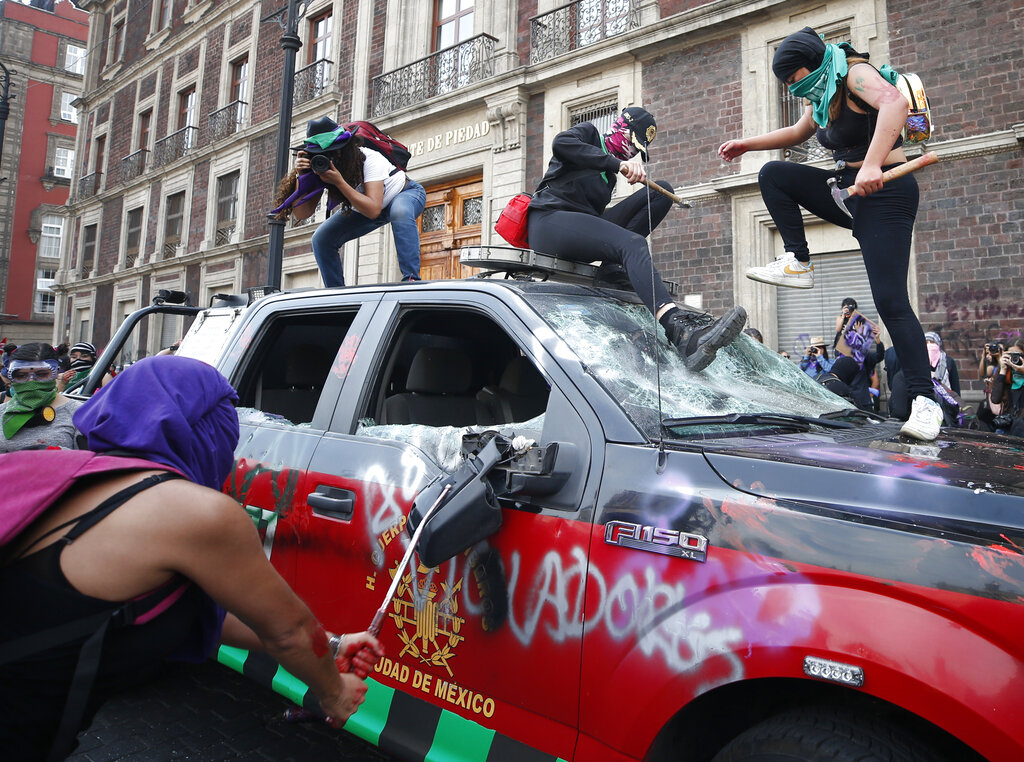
[{"xmin": 0, "ymin": 356, "xmax": 382, "ymax": 760}]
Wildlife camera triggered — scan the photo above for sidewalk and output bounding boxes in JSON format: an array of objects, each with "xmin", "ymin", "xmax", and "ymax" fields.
[{"xmin": 68, "ymin": 659, "xmax": 395, "ymax": 761}]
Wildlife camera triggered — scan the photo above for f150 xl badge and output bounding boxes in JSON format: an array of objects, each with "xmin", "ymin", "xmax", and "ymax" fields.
[{"xmin": 604, "ymin": 521, "xmax": 708, "ymax": 562}]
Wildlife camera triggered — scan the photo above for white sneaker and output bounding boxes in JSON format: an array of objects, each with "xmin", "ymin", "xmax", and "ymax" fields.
[
  {"xmin": 900, "ymin": 395, "xmax": 943, "ymax": 441},
  {"xmin": 746, "ymin": 253, "xmax": 814, "ymax": 289}
]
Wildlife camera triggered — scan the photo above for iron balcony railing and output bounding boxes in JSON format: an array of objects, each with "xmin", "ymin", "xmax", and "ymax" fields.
[
  {"xmin": 371, "ymin": 34, "xmax": 497, "ymax": 118},
  {"xmin": 120, "ymin": 149, "xmax": 149, "ymax": 183},
  {"xmin": 209, "ymin": 100, "xmax": 247, "ymax": 142},
  {"xmin": 162, "ymin": 239, "xmax": 182, "ymax": 259},
  {"xmin": 78, "ymin": 172, "xmax": 102, "ymax": 199},
  {"xmin": 153, "ymin": 126, "xmax": 197, "ymax": 168},
  {"xmin": 293, "ymin": 59, "xmax": 333, "ymax": 106},
  {"xmin": 215, "ymin": 225, "xmax": 235, "ymax": 246},
  {"xmin": 531, "ymin": 0, "xmax": 640, "ymax": 64}
]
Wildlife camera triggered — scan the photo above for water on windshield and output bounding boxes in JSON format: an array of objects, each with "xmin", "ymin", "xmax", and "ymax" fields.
[{"xmin": 531, "ymin": 295, "xmax": 847, "ymax": 438}]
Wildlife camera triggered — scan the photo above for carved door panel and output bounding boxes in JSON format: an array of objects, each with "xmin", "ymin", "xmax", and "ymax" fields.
[{"xmin": 419, "ymin": 175, "xmax": 483, "ymax": 280}]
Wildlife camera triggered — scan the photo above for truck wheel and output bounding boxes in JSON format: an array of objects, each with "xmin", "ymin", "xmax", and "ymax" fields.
[{"xmin": 712, "ymin": 707, "xmax": 947, "ymax": 762}]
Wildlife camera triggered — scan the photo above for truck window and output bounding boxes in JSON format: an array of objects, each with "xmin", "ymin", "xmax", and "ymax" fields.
[
  {"xmin": 233, "ymin": 310, "xmax": 356, "ymax": 425},
  {"xmin": 356, "ymin": 308, "xmax": 550, "ymax": 469}
]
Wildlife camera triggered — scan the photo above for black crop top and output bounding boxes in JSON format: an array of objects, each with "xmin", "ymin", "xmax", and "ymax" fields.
[{"xmin": 816, "ymin": 87, "xmax": 903, "ymax": 163}]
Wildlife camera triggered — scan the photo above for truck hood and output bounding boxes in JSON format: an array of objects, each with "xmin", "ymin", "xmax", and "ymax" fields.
[{"xmin": 698, "ymin": 421, "xmax": 1024, "ymax": 536}]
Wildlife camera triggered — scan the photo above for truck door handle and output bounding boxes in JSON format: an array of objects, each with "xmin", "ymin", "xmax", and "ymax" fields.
[{"xmin": 308, "ymin": 486, "xmax": 356, "ymax": 521}]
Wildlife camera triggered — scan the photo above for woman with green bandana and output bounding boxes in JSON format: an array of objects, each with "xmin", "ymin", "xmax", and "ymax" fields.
[
  {"xmin": 717, "ymin": 26, "xmax": 941, "ymax": 442},
  {"xmin": 0, "ymin": 342, "xmax": 82, "ymax": 452}
]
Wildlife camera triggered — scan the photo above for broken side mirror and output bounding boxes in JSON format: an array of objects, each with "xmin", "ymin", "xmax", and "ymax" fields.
[
  {"xmin": 499, "ymin": 441, "xmax": 574, "ymax": 497},
  {"xmin": 407, "ymin": 435, "xmax": 509, "ymax": 568}
]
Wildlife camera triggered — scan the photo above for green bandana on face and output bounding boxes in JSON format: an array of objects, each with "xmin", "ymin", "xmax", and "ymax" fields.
[
  {"xmin": 1012, "ymin": 372, "xmax": 1024, "ymax": 391},
  {"xmin": 2, "ymin": 380, "xmax": 58, "ymax": 439},
  {"xmin": 789, "ymin": 42, "xmax": 848, "ymax": 128}
]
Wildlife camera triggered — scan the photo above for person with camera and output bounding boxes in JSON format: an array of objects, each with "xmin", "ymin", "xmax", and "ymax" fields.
[
  {"xmin": 273, "ymin": 117, "xmax": 426, "ymax": 287},
  {"xmin": 979, "ymin": 341, "xmax": 1003, "ymax": 381},
  {"xmin": 799, "ymin": 338, "xmax": 834, "ymax": 378},
  {"xmin": 977, "ymin": 340, "xmax": 1024, "ymax": 436}
]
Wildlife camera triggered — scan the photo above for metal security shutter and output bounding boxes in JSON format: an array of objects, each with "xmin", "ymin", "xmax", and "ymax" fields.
[{"xmin": 776, "ymin": 250, "xmax": 879, "ymax": 355}]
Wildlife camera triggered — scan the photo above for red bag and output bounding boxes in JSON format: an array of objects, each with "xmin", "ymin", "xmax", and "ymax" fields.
[{"xmin": 494, "ymin": 193, "xmax": 532, "ymax": 249}]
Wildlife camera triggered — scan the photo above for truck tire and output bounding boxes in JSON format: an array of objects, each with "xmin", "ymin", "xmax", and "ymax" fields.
[{"xmin": 712, "ymin": 707, "xmax": 947, "ymax": 762}]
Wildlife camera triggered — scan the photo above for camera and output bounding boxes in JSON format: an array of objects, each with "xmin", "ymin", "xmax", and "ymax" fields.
[
  {"xmin": 1009, "ymin": 352, "xmax": 1023, "ymax": 365},
  {"xmin": 310, "ymin": 154, "xmax": 333, "ymax": 173},
  {"xmin": 987, "ymin": 343, "xmax": 1001, "ymax": 354}
]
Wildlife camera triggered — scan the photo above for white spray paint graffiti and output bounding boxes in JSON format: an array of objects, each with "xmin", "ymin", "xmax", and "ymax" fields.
[
  {"xmin": 362, "ymin": 448, "xmax": 430, "ymax": 563},
  {"xmin": 504, "ymin": 546, "xmax": 819, "ymax": 687}
]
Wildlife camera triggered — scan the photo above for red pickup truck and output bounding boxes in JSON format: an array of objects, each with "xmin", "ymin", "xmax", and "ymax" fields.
[{"xmin": 130, "ymin": 259, "xmax": 1023, "ymax": 762}]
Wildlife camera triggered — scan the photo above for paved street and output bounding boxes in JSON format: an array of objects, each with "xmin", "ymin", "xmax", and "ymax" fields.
[{"xmin": 68, "ymin": 660, "xmax": 397, "ymax": 762}]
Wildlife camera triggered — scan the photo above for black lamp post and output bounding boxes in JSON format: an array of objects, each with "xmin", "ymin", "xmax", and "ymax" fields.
[
  {"xmin": 0, "ymin": 61, "xmax": 15, "ymax": 180},
  {"xmin": 264, "ymin": 0, "xmax": 306, "ymax": 290}
]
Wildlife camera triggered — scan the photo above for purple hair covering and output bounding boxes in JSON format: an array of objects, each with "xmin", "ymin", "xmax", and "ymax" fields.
[{"xmin": 73, "ymin": 355, "xmax": 240, "ymax": 491}]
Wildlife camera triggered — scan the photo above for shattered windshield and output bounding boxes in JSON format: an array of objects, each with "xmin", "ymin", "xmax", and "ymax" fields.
[{"xmin": 528, "ymin": 293, "xmax": 847, "ymax": 439}]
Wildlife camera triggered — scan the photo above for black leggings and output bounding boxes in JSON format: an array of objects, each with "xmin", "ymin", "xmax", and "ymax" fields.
[
  {"xmin": 527, "ymin": 181, "xmax": 674, "ymax": 314},
  {"xmin": 758, "ymin": 160, "xmax": 933, "ymax": 401}
]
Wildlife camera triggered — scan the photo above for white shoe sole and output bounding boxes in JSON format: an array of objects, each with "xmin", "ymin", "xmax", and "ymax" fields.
[
  {"xmin": 745, "ymin": 270, "xmax": 814, "ymax": 289},
  {"xmin": 899, "ymin": 420, "xmax": 940, "ymax": 441}
]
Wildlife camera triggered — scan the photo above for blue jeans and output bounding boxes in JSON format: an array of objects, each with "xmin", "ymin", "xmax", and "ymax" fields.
[{"xmin": 312, "ymin": 179, "xmax": 426, "ymax": 287}]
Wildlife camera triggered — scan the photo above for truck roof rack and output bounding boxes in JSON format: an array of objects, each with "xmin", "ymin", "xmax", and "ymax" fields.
[{"xmin": 459, "ymin": 245, "xmax": 677, "ymax": 295}]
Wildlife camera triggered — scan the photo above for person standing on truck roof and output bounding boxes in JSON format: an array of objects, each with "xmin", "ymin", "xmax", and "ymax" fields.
[
  {"xmin": 718, "ymin": 27, "xmax": 941, "ymax": 441},
  {"xmin": 0, "ymin": 355, "xmax": 384, "ymax": 759},
  {"xmin": 527, "ymin": 107, "xmax": 748, "ymax": 372},
  {"xmin": 273, "ymin": 117, "xmax": 426, "ymax": 287}
]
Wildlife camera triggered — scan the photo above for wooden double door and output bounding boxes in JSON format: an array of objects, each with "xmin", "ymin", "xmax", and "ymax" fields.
[{"xmin": 418, "ymin": 174, "xmax": 482, "ymax": 280}]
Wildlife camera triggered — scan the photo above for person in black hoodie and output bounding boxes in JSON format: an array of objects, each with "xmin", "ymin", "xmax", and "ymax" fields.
[{"xmin": 527, "ymin": 107, "xmax": 746, "ymax": 372}]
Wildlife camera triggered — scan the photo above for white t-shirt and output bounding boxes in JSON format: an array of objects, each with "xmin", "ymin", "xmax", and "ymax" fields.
[{"xmin": 357, "ymin": 147, "xmax": 407, "ymax": 209}]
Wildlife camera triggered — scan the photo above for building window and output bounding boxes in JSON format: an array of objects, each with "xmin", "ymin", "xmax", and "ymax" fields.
[
  {"xmin": 53, "ymin": 147, "xmax": 75, "ymax": 178},
  {"xmin": 93, "ymin": 135, "xmax": 106, "ymax": 174},
  {"xmin": 39, "ymin": 214, "xmax": 64, "ymax": 260},
  {"xmin": 231, "ymin": 55, "xmax": 249, "ymax": 102},
  {"xmin": 434, "ymin": 0, "xmax": 474, "ymax": 50},
  {"xmin": 81, "ymin": 223, "xmax": 97, "ymax": 272},
  {"xmin": 164, "ymin": 191, "xmax": 185, "ymax": 257},
  {"xmin": 308, "ymin": 10, "xmax": 332, "ymax": 63},
  {"xmin": 36, "ymin": 269, "xmax": 56, "ymax": 314},
  {"xmin": 65, "ymin": 44, "xmax": 87, "ymax": 74},
  {"xmin": 60, "ymin": 92, "xmax": 78, "ymax": 123},
  {"xmin": 178, "ymin": 86, "xmax": 196, "ymax": 129},
  {"xmin": 155, "ymin": 0, "xmax": 171, "ymax": 31},
  {"xmin": 569, "ymin": 97, "xmax": 618, "ymax": 135},
  {"xmin": 216, "ymin": 170, "xmax": 240, "ymax": 244},
  {"xmin": 125, "ymin": 206, "xmax": 144, "ymax": 263},
  {"xmin": 138, "ymin": 109, "xmax": 152, "ymax": 151},
  {"xmin": 111, "ymin": 17, "xmax": 126, "ymax": 64}
]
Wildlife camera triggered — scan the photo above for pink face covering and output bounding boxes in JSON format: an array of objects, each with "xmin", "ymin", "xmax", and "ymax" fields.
[
  {"xmin": 927, "ymin": 342, "xmax": 942, "ymax": 368},
  {"xmin": 604, "ymin": 117, "xmax": 638, "ymax": 160}
]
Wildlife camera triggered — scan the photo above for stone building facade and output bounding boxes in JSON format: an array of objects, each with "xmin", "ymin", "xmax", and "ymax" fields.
[
  {"xmin": 0, "ymin": 0, "xmax": 88, "ymax": 344},
  {"xmin": 56, "ymin": 0, "xmax": 1022, "ymax": 398}
]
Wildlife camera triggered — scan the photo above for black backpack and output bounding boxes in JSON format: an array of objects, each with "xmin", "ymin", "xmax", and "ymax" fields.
[{"xmin": 344, "ymin": 120, "xmax": 411, "ymax": 171}]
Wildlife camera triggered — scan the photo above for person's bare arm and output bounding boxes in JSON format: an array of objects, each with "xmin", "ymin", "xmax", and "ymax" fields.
[
  {"xmin": 319, "ymin": 163, "xmax": 384, "ymax": 219},
  {"xmin": 719, "ymin": 106, "xmax": 816, "ymax": 161},
  {"xmin": 844, "ymin": 63, "xmax": 908, "ymax": 195},
  {"xmin": 162, "ymin": 487, "xmax": 383, "ymax": 723}
]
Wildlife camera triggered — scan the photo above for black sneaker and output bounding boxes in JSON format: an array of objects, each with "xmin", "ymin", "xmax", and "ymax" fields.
[
  {"xmin": 594, "ymin": 262, "xmax": 632, "ymax": 290},
  {"xmin": 663, "ymin": 305, "xmax": 748, "ymax": 371}
]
